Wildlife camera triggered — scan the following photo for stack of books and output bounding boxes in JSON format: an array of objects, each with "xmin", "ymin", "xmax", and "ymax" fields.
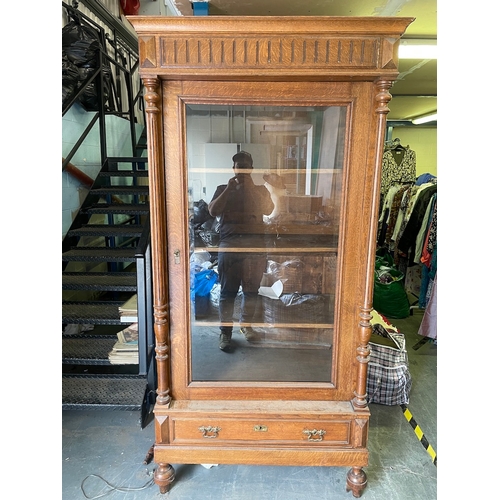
[
  {"xmin": 108, "ymin": 323, "xmax": 139, "ymax": 365},
  {"xmin": 119, "ymin": 294, "xmax": 138, "ymax": 322}
]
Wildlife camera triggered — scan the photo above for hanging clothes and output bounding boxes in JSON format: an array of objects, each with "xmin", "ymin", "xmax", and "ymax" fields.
[
  {"xmin": 416, "ymin": 172, "xmax": 436, "ymax": 186},
  {"xmin": 380, "ymin": 142, "xmax": 417, "ymax": 198},
  {"xmin": 414, "ymin": 193, "xmax": 437, "ymax": 264},
  {"xmin": 377, "ymin": 183, "xmax": 403, "ymax": 246},
  {"xmin": 418, "ymin": 272, "xmax": 437, "ymax": 340},
  {"xmin": 420, "ymin": 198, "xmax": 437, "ymax": 267},
  {"xmin": 387, "ymin": 184, "xmax": 414, "ymax": 249},
  {"xmin": 377, "ymin": 183, "xmax": 413, "ymax": 251},
  {"xmin": 391, "ymin": 184, "xmax": 419, "ymax": 265},
  {"xmin": 418, "ymin": 197, "xmax": 437, "ymax": 307},
  {"xmin": 396, "ymin": 183, "xmax": 437, "ymax": 264}
]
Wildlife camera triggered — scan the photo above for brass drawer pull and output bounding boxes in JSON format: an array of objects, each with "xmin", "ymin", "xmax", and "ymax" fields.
[
  {"xmin": 254, "ymin": 425, "xmax": 268, "ymax": 432},
  {"xmin": 198, "ymin": 426, "xmax": 221, "ymax": 438},
  {"xmin": 303, "ymin": 429, "xmax": 326, "ymax": 442}
]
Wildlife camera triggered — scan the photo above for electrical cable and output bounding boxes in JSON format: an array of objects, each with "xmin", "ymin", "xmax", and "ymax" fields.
[{"xmin": 80, "ymin": 471, "xmax": 155, "ymax": 499}]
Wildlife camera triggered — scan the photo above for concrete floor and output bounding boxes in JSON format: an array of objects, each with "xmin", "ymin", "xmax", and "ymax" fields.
[{"xmin": 62, "ymin": 310, "xmax": 437, "ymax": 499}]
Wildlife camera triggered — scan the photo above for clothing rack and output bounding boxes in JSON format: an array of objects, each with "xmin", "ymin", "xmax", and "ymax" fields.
[{"xmin": 376, "ymin": 176, "xmax": 437, "ymax": 350}]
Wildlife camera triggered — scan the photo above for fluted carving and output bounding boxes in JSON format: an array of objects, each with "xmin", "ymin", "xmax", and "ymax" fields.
[{"xmin": 159, "ymin": 36, "xmax": 378, "ymax": 70}]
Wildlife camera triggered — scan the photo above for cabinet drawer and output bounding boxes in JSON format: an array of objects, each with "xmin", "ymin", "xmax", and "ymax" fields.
[{"xmin": 170, "ymin": 417, "xmax": 351, "ymax": 446}]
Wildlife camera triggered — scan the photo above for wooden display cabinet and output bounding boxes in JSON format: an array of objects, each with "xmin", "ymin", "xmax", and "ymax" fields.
[{"xmin": 128, "ymin": 16, "xmax": 412, "ymax": 497}]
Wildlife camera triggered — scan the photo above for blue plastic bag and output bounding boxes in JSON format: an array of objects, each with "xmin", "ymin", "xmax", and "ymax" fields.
[
  {"xmin": 191, "ymin": 269, "xmax": 218, "ymax": 300},
  {"xmin": 191, "ymin": 269, "xmax": 218, "ymax": 318}
]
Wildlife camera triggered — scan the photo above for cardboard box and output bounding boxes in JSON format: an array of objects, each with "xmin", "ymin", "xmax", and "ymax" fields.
[{"xmin": 285, "ymin": 195, "xmax": 323, "ymax": 214}]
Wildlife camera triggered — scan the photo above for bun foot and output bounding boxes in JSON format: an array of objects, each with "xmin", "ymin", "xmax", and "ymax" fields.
[
  {"xmin": 155, "ymin": 463, "xmax": 175, "ymax": 494},
  {"xmin": 346, "ymin": 466, "xmax": 367, "ymax": 497}
]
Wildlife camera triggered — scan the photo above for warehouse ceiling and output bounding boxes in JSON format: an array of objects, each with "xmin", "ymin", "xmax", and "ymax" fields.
[{"xmin": 166, "ymin": 0, "xmax": 437, "ymax": 123}]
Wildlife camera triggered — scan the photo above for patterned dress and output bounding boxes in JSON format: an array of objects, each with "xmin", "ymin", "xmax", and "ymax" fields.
[{"xmin": 380, "ymin": 147, "xmax": 417, "ymax": 197}]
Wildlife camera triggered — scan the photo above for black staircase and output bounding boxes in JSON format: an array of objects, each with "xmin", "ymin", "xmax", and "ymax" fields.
[{"xmin": 62, "ymin": 2, "xmax": 155, "ymax": 426}]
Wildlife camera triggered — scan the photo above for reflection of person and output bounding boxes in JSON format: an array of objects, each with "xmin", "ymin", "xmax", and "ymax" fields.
[{"xmin": 208, "ymin": 151, "xmax": 273, "ymax": 351}]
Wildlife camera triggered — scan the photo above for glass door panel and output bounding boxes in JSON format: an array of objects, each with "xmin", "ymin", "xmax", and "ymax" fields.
[{"xmin": 186, "ymin": 104, "xmax": 346, "ymax": 383}]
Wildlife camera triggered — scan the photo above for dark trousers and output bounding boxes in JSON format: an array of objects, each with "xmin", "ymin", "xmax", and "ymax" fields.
[{"xmin": 218, "ymin": 250, "xmax": 266, "ymax": 332}]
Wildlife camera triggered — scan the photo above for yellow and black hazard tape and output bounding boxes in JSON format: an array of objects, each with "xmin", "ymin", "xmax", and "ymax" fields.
[{"xmin": 400, "ymin": 404, "xmax": 437, "ymax": 466}]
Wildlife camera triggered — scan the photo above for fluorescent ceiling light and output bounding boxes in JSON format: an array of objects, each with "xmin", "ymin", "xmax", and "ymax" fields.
[
  {"xmin": 412, "ymin": 113, "xmax": 437, "ymax": 125},
  {"xmin": 399, "ymin": 39, "xmax": 437, "ymax": 59}
]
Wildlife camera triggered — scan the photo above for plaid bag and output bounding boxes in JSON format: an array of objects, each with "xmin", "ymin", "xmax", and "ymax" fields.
[{"xmin": 366, "ymin": 324, "xmax": 412, "ymax": 405}]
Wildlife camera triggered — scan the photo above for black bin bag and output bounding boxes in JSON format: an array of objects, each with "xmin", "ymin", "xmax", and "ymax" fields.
[{"xmin": 62, "ymin": 11, "xmax": 111, "ymax": 111}]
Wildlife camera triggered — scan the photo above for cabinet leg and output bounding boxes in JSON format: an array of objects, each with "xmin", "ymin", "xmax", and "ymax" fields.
[
  {"xmin": 346, "ymin": 466, "xmax": 367, "ymax": 498},
  {"xmin": 154, "ymin": 463, "xmax": 175, "ymax": 494}
]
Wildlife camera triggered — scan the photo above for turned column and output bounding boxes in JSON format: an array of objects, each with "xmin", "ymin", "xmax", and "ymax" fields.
[
  {"xmin": 352, "ymin": 78, "xmax": 394, "ymax": 410},
  {"xmin": 143, "ymin": 76, "xmax": 172, "ymax": 407}
]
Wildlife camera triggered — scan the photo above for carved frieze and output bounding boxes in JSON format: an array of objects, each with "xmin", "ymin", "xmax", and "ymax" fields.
[
  {"xmin": 132, "ymin": 17, "xmax": 412, "ymax": 79},
  {"xmin": 158, "ymin": 36, "xmax": 379, "ymax": 70}
]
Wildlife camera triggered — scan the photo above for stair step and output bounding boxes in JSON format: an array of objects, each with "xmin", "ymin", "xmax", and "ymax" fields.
[
  {"xmin": 62, "ymin": 334, "xmax": 117, "ymax": 365},
  {"xmin": 107, "ymin": 156, "xmax": 148, "ymax": 165},
  {"xmin": 98, "ymin": 169, "xmax": 148, "ymax": 177},
  {"xmin": 91, "ymin": 186, "xmax": 149, "ymax": 196},
  {"xmin": 62, "ymin": 301, "xmax": 127, "ymax": 324},
  {"xmin": 84, "ymin": 203, "xmax": 149, "ymax": 215},
  {"xmin": 62, "ymin": 272, "xmax": 137, "ymax": 291},
  {"xmin": 62, "ymin": 374, "xmax": 147, "ymax": 409},
  {"xmin": 67, "ymin": 225, "xmax": 144, "ymax": 238},
  {"xmin": 62, "ymin": 247, "xmax": 138, "ymax": 262}
]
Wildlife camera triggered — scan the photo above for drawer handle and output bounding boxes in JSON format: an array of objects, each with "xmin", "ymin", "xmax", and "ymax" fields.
[
  {"xmin": 198, "ymin": 426, "xmax": 221, "ymax": 438},
  {"xmin": 303, "ymin": 429, "xmax": 326, "ymax": 442}
]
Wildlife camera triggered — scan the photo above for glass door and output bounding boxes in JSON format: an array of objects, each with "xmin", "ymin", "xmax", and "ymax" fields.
[{"xmin": 185, "ymin": 103, "xmax": 347, "ymax": 383}]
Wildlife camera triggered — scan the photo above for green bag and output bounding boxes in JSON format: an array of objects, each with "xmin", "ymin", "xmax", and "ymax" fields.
[{"xmin": 373, "ymin": 256, "xmax": 410, "ymax": 319}]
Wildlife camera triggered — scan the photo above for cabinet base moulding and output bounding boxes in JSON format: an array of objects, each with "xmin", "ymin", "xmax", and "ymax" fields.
[{"xmin": 154, "ymin": 445, "xmax": 369, "ymax": 467}]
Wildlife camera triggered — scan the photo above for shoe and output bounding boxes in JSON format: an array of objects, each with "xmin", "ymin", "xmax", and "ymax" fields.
[
  {"xmin": 240, "ymin": 326, "xmax": 258, "ymax": 342},
  {"xmin": 219, "ymin": 332, "xmax": 232, "ymax": 351}
]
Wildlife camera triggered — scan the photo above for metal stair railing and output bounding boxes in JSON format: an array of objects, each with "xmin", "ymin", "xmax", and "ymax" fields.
[
  {"xmin": 62, "ymin": 1, "xmax": 155, "ymax": 403},
  {"xmin": 62, "ymin": 1, "xmax": 145, "ymax": 169}
]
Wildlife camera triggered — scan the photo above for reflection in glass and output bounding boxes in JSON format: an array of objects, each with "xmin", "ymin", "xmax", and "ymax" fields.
[{"xmin": 187, "ymin": 105, "xmax": 346, "ymax": 383}]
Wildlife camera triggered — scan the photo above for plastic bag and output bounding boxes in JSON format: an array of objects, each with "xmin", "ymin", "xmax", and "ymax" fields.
[
  {"xmin": 373, "ymin": 256, "xmax": 410, "ymax": 318},
  {"xmin": 263, "ymin": 292, "xmax": 331, "ymax": 324},
  {"xmin": 62, "ymin": 51, "xmax": 81, "ymax": 109},
  {"xmin": 62, "ymin": 16, "xmax": 101, "ymax": 66},
  {"xmin": 62, "ymin": 12, "xmax": 111, "ymax": 111},
  {"xmin": 191, "ymin": 269, "xmax": 219, "ymax": 319},
  {"xmin": 194, "ymin": 199, "xmax": 213, "ymax": 226},
  {"xmin": 192, "ymin": 269, "xmax": 218, "ymax": 299},
  {"xmin": 77, "ymin": 64, "xmax": 112, "ymax": 111},
  {"xmin": 266, "ymin": 259, "xmax": 303, "ymax": 293}
]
